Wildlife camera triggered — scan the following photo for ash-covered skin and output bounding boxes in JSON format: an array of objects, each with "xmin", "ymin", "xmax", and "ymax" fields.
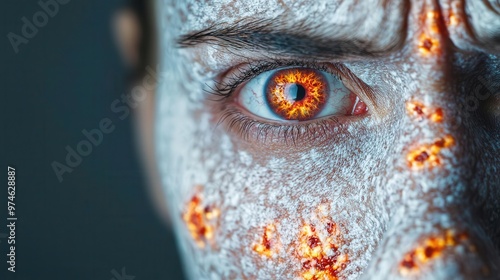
[{"xmin": 155, "ymin": 0, "xmax": 500, "ymax": 279}]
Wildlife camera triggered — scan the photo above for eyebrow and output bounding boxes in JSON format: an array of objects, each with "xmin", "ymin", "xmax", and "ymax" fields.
[{"xmin": 177, "ymin": 19, "xmax": 400, "ymax": 59}]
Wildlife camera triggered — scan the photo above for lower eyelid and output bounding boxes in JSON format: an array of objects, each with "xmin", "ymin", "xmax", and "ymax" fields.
[{"xmin": 215, "ymin": 104, "xmax": 365, "ymax": 147}]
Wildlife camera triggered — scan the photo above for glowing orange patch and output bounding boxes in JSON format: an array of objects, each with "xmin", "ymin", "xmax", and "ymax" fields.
[
  {"xmin": 406, "ymin": 101, "xmax": 443, "ymax": 123},
  {"xmin": 253, "ymin": 223, "xmax": 279, "ymax": 258},
  {"xmin": 425, "ymin": 11, "xmax": 440, "ymax": 33},
  {"xmin": 418, "ymin": 34, "xmax": 440, "ymax": 55},
  {"xmin": 400, "ymin": 230, "xmax": 470, "ymax": 276},
  {"xmin": 266, "ymin": 68, "xmax": 328, "ymax": 120},
  {"xmin": 418, "ymin": 11, "xmax": 441, "ymax": 56},
  {"xmin": 298, "ymin": 218, "xmax": 348, "ymax": 280},
  {"xmin": 182, "ymin": 191, "xmax": 220, "ymax": 248},
  {"xmin": 445, "ymin": 2, "xmax": 462, "ymax": 27},
  {"xmin": 407, "ymin": 135, "xmax": 455, "ymax": 169},
  {"xmin": 448, "ymin": 12, "xmax": 459, "ymax": 26},
  {"xmin": 429, "ymin": 108, "xmax": 444, "ymax": 123}
]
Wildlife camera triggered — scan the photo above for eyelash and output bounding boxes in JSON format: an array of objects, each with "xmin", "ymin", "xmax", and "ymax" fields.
[
  {"xmin": 217, "ymin": 107, "xmax": 344, "ymax": 145},
  {"xmin": 207, "ymin": 60, "xmax": 355, "ymax": 145}
]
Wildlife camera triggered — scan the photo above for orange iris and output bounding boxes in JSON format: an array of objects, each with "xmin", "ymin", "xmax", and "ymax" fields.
[{"xmin": 266, "ymin": 68, "xmax": 328, "ymax": 121}]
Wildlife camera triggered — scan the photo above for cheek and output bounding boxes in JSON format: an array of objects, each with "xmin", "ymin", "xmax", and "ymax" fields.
[{"xmin": 168, "ymin": 112, "xmax": 402, "ymax": 278}]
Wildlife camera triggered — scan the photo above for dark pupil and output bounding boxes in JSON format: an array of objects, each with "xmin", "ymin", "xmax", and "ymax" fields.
[{"xmin": 288, "ymin": 84, "xmax": 306, "ymax": 101}]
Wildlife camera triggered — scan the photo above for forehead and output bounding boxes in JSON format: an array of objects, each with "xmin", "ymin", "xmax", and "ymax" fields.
[
  {"xmin": 176, "ymin": 0, "xmax": 407, "ymax": 48},
  {"xmin": 180, "ymin": 0, "xmax": 405, "ymax": 27}
]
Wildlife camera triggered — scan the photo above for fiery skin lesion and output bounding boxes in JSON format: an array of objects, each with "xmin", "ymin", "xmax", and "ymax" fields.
[
  {"xmin": 251, "ymin": 206, "xmax": 349, "ymax": 279},
  {"xmin": 399, "ymin": 230, "xmax": 471, "ymax": 276},
  {"xmin": 182, "ymin": 191, "xmax": 220, "ymax": 248},
  {"xmin": 253, "ymin": 223, "xmax": 280, "ymax": 258},
  {"xmin": 418, "ymin": 11, "xmax": 441, "ymax": 56},
  {"xmin": 444, "ymin": 1, "xmax": 462, "ymax": 28},
  {"xmin": 298, "ymin": 219, "xmax": 349, "ymax": 280},
  {"xmin": 447, "ymin": 11, "xmax": 459, "ymax": 27},
  {"xmin": 407, "ymin": 135, "xmax": 455, "ymax": 169},
  {"xmin": 418, "ymin": 33, "xmax": 440, "ymax": 55},
  {"xmin": 406, "ymin": 101, "xmax": 443, "ymax": 123}
]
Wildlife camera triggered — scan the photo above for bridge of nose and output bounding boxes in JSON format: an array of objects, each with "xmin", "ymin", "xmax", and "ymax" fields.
[
  {"xmin": 365, "ymin": 1, "xmax": 500, "ymax": 278},
  {"xmin": 396, "ymin": 0, "xmax": 469, "ymax": 197}
]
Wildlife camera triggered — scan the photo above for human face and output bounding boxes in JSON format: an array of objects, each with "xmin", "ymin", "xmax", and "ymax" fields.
[{"xmin": 154, "ymin": 0, "xmax": 500, "ymax": 279}]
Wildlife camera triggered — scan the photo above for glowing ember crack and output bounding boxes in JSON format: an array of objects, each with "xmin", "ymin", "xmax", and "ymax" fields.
[
  {"xmin": 407, "ymin": 135, "xmax": 455, "ymax": 169},
  {"xmin": 418, "ymin": 11, "xmax": 441, "ymax": 56},
  {"xmin": 298, "ymin": 213, "xmax": 349, "ymax": 280},
  {"xmin": 253, "ymin": 223, "xmax": 279, "ymax": 258},
  {"xmin": 406, "ymin": 101, "xmax": 443, "ymax": 123},
  {"xmin": 399, "ymin": 230, "xmax": 471, "ymax": 276},
  {"xmin": 182, "ymin": 191, "xmax": 220, "ymax": 248},
  {"xmin": 251, "ymin": 206, "xmax": 350, "ymax": 279}
]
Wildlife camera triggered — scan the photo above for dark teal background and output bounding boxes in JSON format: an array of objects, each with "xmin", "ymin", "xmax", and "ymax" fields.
[{"xmin": 0, "ymin": 1, "xmax": 185, "ymax": 279}]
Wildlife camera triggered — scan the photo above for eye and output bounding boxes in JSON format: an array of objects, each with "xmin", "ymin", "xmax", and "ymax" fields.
[{"xmin": 237, "ymin": 67, "xmax": 367, "ymax": 122}]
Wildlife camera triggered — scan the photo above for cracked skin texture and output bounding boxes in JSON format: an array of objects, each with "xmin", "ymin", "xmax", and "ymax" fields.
[{"xmin": 155, "ymin": 0, "xmax": 500, "ymax": 279}]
